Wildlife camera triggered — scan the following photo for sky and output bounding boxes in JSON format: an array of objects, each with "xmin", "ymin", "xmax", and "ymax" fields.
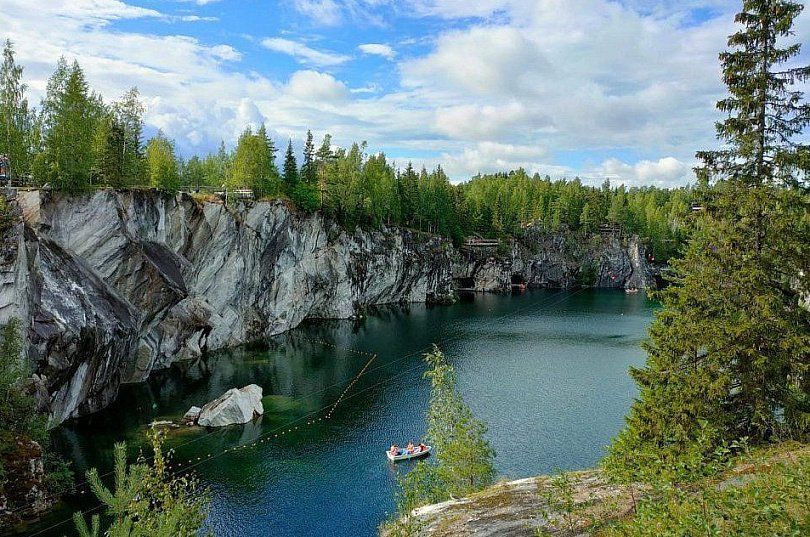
[{"xmin": 1, "ymin": 0, "xmax": 809, "ymax": 186}]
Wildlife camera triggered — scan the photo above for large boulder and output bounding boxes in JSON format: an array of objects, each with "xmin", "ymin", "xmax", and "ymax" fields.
[{"xmin": 197, "ymin": 385, "xmax": 263, "ymax": 427}]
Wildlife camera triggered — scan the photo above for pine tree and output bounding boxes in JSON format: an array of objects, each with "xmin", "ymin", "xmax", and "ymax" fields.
[
  {"xmin": 605, "ymin": 0, "xmax": 810, "ymax": 482},
  {"xmin": 0, "ymin": 40, "xmax": 32, "ymax": 181},
  {"xmin": 282, "ymin": 139, "xmax": 298, "ymax": 192},
  {"xmin": 74, "ymin": 430, "xmax": 207, "ymax": 537},
  {"xmin": 301, "ymin": 129, "xmax": 316, "ymax": 184}
]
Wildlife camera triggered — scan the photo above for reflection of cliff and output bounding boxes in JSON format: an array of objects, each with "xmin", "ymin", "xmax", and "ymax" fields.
[
  {"xmin": 452, "ymin": 229, "xmax": 657, "ymax": 292},
  {"xmin": 0, "ymin": 190, "xmax": 454, "ymax": 426}
]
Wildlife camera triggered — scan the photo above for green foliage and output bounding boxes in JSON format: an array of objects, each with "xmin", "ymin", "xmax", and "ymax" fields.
[
  {"xmin": 229, "ymin": 126, "xmax": 281, "ymax": 197},
  {"xmin": 538, "ymin": 471, "xmax": 584, "ymax": 534},
  {"xmin": 74, "ymin": 428, "xmax": 209, "ymax": 537},
  {"xmin": 39, "ymin": 58, "xmax": 102, "ymax": 192},
  {"xmin": 282, "ymin": 139, "xmax": 299, "ymax": 192},
  {"xmin": 0, "ymin": 319, "xmax": 46, "ymax": 445},
  {"xmin": 605, "ymin": 0, "xmax": 810, "ymax": 484},
  {"xmin": 0, "ymin": 39, "xmax": 33, "ymax": 180},
  {"xmin": 146, "ymin": 132, "xmax": 180, "ymax": 193},
  {"xmin": 0, "ymin": 194, "xmax": 15, "ymax": 234},
  {"xmin": 394, "ymin": 346, "xmax": 496, "ymax": 523},
  {"xmin": 0, "ymin": 318, "xmax": 71, "ymax": 507},
  {"xmin": 602, "ymin": 448, "xmax": 809, "ymax": 537},
  {"xmin": 291, "ymin": 182, "xmax": 319, "ymax": 212}
]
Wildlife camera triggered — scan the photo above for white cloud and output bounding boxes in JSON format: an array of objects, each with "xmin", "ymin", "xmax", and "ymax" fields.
[
  {"xmin": 596, "ymin": 157, "xmax": 692, "ymax": 187},
  {"xmin": 433, "ymin": 141, "xmax": 562, "ymax": 178},
  {"xmin": 434, "ymin": 102, "xmax": 552, "ymax": 140},
  {"xmin": 260, "ymin": 37, "xmax": 350, "ymax": 66},
  {"xmin": 358, "ymin": 43, "xmax": 396, "ymax": 59},
  {"xmin": 285, "ymin": 70, "xmax": 349, "ymax": 102},
  {"xmin": 290, "ymin": 0, "xmax": 387, "ymax": 27},
  {"xmin": 407, "ymin": 0, "xmax": 510, "ymax": 19}
]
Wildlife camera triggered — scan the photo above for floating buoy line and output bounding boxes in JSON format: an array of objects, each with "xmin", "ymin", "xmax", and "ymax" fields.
[{"xmin": 27, "ymin": 287, "xmax": 587, "ymax": 535}]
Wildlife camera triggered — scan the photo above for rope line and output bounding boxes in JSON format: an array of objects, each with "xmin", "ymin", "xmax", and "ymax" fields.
[
  {"xmin": 12, "ymin": 287, "xmax": 578, "ymax": 516},
  {"xmin": 29, "ymin": 359, "xmax": 429, "ymax": 537},
  {"xmin": 12, "ymin": 288, "xmax": 578, "ymax": 516},
  {"xmin": 24, "ymin": 287, "xmax": 589, "ymax": 532}
]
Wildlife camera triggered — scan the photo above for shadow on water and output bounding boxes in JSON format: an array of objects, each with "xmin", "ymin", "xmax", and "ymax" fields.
[{"xmin": 23, "ymin": 290, "xmax": 657, "ymax": 537}]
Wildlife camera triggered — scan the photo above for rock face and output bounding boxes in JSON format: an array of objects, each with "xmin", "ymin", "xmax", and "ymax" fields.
[
  {"xmin": 0, "ymin": 190, "xmax": 454, "ymax": 426},
  {"xmin": 198, "ymin": 384, "xmax": 263, "ymax": 427},
  {"xmin": 453, "ymin": 228, "xmax": 656, "ymax": 292}
]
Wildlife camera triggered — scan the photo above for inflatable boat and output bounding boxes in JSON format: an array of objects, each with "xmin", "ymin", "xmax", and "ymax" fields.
[{"xmin": 386, "ymin": 445, "xmax": 431, "ymax": 462}]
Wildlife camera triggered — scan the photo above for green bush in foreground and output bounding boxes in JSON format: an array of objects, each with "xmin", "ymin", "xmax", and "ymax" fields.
[
  {"xmin": 601, "ymin": 447, "xmax": 809, "ymax": 537},
  {"xmin": 74, "ymin": 428, "xmax": 209, "ymax": 537}
]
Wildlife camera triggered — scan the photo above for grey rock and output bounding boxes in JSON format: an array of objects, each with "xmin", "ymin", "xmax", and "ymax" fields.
[
  {"xmin": 198, "ymin": 384, "xmax": 263, "ymax": 427},
  {"xmin": 453, "ymin": 231, "xmax": 655, "ymax": 292},
  {"xmin": 182, "ymin": 405, "xmax": 202, "ymax": 424},
  {"xmin": 0, "ymin": 189, "xmax": 454, "ymax": 426}
]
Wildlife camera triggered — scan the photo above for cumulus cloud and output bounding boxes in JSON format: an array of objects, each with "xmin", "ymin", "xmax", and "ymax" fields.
[
  {"xmin": 433, "ymin": 141, "xmax": 563, "ymax": 178},
  {"xmin": 285, "ymin": 70, "xmax": 350, "ymax": 102},
  {"xmin": 597, "ymin": 157, "xmax": 692, "ymax": 187},
  {"xmin": 434, "ymin": 102, "xmax": 553, "ymax": 140},
  {"xmin": 261, "ymin": 37, "xmax": 350, "ymax": 66},
  {"xmin": 358, "ymin": 43, "xmax": 396, "ymax": 59}
]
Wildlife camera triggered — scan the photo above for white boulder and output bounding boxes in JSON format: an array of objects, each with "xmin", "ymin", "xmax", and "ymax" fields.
[
  {"xmin": 182, "ymin": 406, "xmax": 202, "ymax": 424},
  {"xmin": 197, "ymin": 385, "xmax": 264, "ymax": 427}
]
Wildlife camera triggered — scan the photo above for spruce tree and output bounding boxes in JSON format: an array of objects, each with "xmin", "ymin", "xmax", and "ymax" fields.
[
  {"xmin": 605, "ymin": 0, "xmax": 810, "ymax": 482},
  {"xmin": 0, "ymin": 40, "xmax": 32, "ymax": 181},
  {"xmin": 257, "ymin": 124, "xmax": 280, "ymax": 194},
  {"xmin": 42, "ymin": 60, "xmax": 99, "ymax": 192},
  {"xmin": 282, "ymin": 139, "xmax": 298, "ymax": 192},
  {"xmin": 301, "ymin": 129, "xmax": 316, "ymax": 184}
]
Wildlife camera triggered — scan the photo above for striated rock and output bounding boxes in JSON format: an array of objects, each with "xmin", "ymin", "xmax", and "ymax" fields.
[
  {"xmin": 198, "ymin": 384, "xmax": 263, "ymax": 427},
  {"xmin": 453, "ymin": 231, "xmax": 656, "ymax": 292},
  {"xmin": 0, "ymin": 190, "xmax": 655, "ymax": 426},
  {"xmin": 0, "ymin": 190, "xmax": 454, "ymax": 426}
]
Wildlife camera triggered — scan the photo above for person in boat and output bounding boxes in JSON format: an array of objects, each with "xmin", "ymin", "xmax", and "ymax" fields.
[
  {"xmin": 390, "ymin": 444, "xmax": 399, "ymax": 455},
  {"xmin": 406, "ymin": 441, "xmax": 414, "ymax": 454},
  {"xmin": 418, "ymin": 443, "xmax": 427, "ymax": 453}
]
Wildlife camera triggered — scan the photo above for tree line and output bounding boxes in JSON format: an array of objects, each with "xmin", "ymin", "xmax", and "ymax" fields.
[{"xmin": 1, "ymin": 40, "xmax": 693, "ymax": 259}]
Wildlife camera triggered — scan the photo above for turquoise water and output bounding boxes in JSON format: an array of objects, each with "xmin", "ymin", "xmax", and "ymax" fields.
[{"xmin": 24, "ymin": 289, "xmax": 656, "ymax": 537}]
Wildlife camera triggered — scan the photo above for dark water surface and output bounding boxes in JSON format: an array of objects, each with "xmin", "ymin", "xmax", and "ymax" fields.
[{"xmin": 26, "ymin": 290, "xmax": 656, "ymax": 537}]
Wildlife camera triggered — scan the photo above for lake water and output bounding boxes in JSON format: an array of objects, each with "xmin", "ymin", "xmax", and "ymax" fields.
[{"xmin": 23, "ymin": 289, "xmax": 656, "ymax": 537}]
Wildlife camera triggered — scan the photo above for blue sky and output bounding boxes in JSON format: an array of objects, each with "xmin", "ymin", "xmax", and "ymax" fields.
[{"xmin": 2, "ymin": 0, "xmax": 808, "ymax": 185}]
